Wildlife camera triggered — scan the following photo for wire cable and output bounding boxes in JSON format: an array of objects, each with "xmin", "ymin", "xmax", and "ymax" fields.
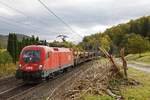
[
  {"xmin": 0, "ymin": 1, "xmax": 53, "ymax": 34},
  {"xmin": 37, "ymin": 0, "xmax": 83, "ymax": 38},
  {"xmin": 0, "ymin": 1, "xmax": 48, "ymax": 26},
  {"xmin": 0, "ymin": 0, "xmax": 83, "ymax": 41},
  {"xmin": 0, "ymin": 16, "xmax": 41, "ymax": 33}
]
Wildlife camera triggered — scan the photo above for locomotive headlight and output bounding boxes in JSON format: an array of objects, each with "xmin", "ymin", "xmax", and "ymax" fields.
[
  {"xmin": 39, "ymin": 65, "xmax": 43, "ymax": 70},
  {"xmin": 18, "ymin": 64, "xmax": 22, "ymax": 69}
]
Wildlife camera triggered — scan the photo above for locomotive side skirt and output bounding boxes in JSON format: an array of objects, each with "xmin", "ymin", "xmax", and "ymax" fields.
[
  {"xmin": 16, "ymin": 63, "xmax": 74, "ymax": 80},
  {"xmin": 42, "ymin": 63, "xmax": 74, "ymax": 78}
]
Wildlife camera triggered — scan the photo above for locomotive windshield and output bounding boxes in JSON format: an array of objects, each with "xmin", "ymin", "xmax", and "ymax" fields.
[{"xmin": 22, "ymin": 50, "xmax": 40, "ymax": 63}]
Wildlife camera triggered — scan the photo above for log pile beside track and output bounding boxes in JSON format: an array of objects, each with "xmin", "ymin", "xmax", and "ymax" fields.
[{"xmin": 48, "ymin": 59, "xmax": 116, "ymax": 100}]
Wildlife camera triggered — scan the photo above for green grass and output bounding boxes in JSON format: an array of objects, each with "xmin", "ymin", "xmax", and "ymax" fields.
[
  {"xmin": 81, "ymin": 58, "xmax": 150, "ymax": 100},
  {"xmin": 121, "ymin": 68, "xmax": 150, "ymax": 100},
  {"xmin": 81, "ymin": 94, "xmax": 115, "ymax": 100},
  {"xmin": 125, "ymin": 52, "xmax": 150, "ymax": 64},
  {"xmin": 0, "ymin": 49, "xmax": 6, "ymax": 52}
]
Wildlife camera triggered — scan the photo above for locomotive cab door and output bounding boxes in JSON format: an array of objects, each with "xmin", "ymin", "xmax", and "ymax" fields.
[{"xmin": 45, "ymin": 51, "xmax": 50, "ymax": 70}]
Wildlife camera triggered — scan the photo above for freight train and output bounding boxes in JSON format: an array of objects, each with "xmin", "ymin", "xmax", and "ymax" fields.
[{"xmin": 15, "ymin": 45, "xmax": 96, "ymax": 82}]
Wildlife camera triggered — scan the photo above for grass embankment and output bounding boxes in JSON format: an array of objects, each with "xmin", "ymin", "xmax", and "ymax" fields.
[
  {"xmin": 82, "ymin": 54, "xmax": 150, "ymax": 100},
  {"xmin": 83, "ymin": 95, "xmax": 114, "ymax": 100},
  {"xmin": 120, "ymin": 68, "xmax": 150, "ymax": 100},
  {"xmin": 0, "ymin": 64, "xmax": 16, "ymax": 77},
  {"xmin": 126, "ymin": 52, "xmax": 150, "ymax": 65},
  {"xmin": 0, "ymin": 49, "xmax": 16, "ymax": 77}
]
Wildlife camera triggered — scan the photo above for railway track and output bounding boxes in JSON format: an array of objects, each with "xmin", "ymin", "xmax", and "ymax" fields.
[
  {"xmin": 0, "ymin": 84, "xmax": 29, "ymax": 99},
  {"xmin": 0, "ymin": 76, "xmax": 23, "ymax": 94},
  {"xmin": 47, "ymin": 61, "xmax": 93, "ymax": 100},
  {"xmin": 0, "ymin": 60, "xmax": 95, "ymax": 100},
  {"xmin": 0, "ymin": 76, "xmax": 15, "ymax": 86},
  {"xmin": 0, "ymin": 70, "xmax": 68, "ymax": 100},
  {"xmin": 6, "ymin": 61, "xmax": 94, "ymax": 100}
]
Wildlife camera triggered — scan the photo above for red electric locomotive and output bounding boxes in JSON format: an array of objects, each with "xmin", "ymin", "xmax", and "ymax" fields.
[{"xmin": 15, "ymin": 45, "xmax": 74, "ymax": 81}]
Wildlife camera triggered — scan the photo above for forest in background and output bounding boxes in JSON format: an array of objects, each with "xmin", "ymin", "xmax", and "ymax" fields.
[{"xmin": 80, "ymin": 16, "xmax": 150, "ymax": 55}]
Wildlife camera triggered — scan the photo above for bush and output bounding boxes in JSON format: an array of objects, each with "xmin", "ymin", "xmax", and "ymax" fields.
[
  {"xmin": 0, "ymin": 51, "xmax": 13, "ymax": 65},
  {"xmin": 0, "ymin": 50, "xmax": 16, "ymax": 77}
]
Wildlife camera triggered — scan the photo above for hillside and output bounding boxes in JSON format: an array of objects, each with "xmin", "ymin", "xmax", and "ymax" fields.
[
  {"xmin": 79, "ymin": 16, "xmax": 150, "ymax": 55},
  {"xmin": 105, "ymin": 16, "xmax": 150, "ymax": 39},
  {"xmin": 105, "ymin": 16, "xmax": 150, "ymax": 43},
  {"xmin": 0, "ymin": 34, "xmax": 30, "ymax": 48},
  {"xmin": 0, "ymin": 35, "xmax": 8, "ymax": 48}
]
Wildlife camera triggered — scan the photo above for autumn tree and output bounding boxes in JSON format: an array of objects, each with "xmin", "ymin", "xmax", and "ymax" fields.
[{"xmin": 124, "ymin": 33, "xmax": 150, "ymax": 56}]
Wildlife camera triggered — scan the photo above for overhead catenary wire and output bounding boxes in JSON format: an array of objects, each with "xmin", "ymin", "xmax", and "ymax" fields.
[
  {"xmin": 0, "ymin": 1, "xmax": 45, "ymax": 33},
  {"xmin": 0, "ymin": 1, "xmax": 28, "ymax": 17},
  {"xmin": 0, "ymin": 14, "xmax": 64, "ymax": 41},
  {"xmin": 0, "ymin": 1, "xmax": 49, "ymax": 26},
  {"xmin": 0, "ymin": 1, "xmax": 55, "ymax": 35},
  {"xmin": 0, "ymin": 16, "xmax": 40, "ymax": 33},
  {"xmin": 0, "ymin": 0, "xmax": 83, "ymax": 41},
  {"xmin": 0, "ymin": 15, "xmax": 57, "ymax": 37},
  {"xmin": 0, "ymin": 16, "xmax": 50, "ymax": 34},
  {"xmin": 37, "ymin": 0, "xmax": 83, "ymax": 38}
]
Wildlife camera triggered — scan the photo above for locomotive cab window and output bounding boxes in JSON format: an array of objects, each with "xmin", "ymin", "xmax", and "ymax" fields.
[{"xmin": 22, "ymin": 50, "xmax": 40, "ymax": 63}]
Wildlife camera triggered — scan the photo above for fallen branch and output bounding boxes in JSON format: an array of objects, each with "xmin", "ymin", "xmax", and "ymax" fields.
[
  {"xmin": 98, "ymin": 47, "xmax": 122, "ymax": 77},
  {"xmin": 106, "ymin": 89, "xmax": 123, "ymax": 100}
]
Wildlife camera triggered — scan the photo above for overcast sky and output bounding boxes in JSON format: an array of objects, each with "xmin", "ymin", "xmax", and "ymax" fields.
[{"xmin": 0, "ymin": 0, "xmax": 150, "ymax": 42}]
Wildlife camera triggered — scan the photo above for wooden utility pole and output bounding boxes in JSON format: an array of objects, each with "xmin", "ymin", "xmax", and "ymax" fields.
[{"xmin": 120, "ymin": 48, "xmax": 128, "ymax": 80}]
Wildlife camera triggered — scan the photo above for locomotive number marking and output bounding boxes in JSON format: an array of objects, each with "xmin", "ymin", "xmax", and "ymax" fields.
[{"xmin": 26, "ymin": 66, "xmax": 32, "ymax": 70}]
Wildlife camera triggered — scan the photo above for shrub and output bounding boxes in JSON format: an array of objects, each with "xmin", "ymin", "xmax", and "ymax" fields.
[
  {"xmin": 0, "ymin": 51, "xmax": 13, "ymax": 65},
  {"xmin": 0, "ymin": 50, "xmax": 16, "ymax": 77}
]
